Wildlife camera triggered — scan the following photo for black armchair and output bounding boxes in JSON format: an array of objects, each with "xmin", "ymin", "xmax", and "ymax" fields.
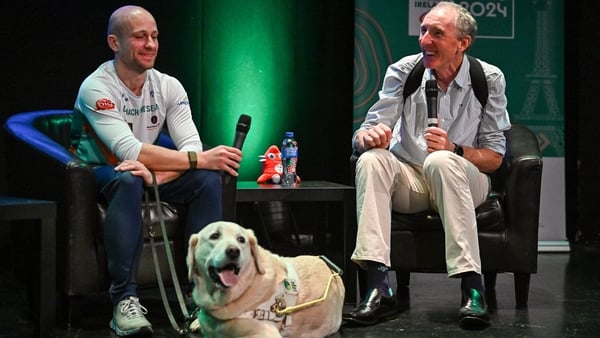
[
  {"xmin": 3, "ymin": 109, "xmax": 237, "ymax": 324},
  {"xmin": 347, "ymin": 124, "xmax": 543, "ymax": 309}
]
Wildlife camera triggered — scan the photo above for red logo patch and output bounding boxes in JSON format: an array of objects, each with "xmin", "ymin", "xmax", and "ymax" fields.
[{"xmin": 96, "ymin": 98, "xmax": 115, "ymax": 110}]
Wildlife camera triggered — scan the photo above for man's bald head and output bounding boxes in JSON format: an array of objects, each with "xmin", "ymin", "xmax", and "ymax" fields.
[{"xmin": 107, "ymin": 5, "xmax": 154, "ymax": 38}]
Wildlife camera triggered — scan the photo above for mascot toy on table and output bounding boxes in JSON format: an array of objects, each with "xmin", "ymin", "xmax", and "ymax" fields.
[
  {"xmin": 257, "ymin": 145, "xmax": 284, "ymax": 184},
  {"xmin": 257, "ymin": 145, "xmax": 301, "ymax": 184}
]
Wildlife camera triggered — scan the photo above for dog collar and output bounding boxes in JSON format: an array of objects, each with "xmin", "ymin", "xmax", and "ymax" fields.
[{"xmin": 238, "ymin": 261, "xmax": 300, "ymax": 336}]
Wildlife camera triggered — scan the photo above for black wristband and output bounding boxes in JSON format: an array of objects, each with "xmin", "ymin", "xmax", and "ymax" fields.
[
  {"xmin": 187, "ymin": 151, "xmax": 197, "ymax": 169},
  {"xmin": 453, "ymin": 143, "xmax": 464, "ymax": 156}
]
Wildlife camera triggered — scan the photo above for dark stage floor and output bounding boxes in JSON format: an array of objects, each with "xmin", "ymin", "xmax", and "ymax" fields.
[{"xmin": 1, "ymin": 242, "xmax": 599, "ymax": 337}]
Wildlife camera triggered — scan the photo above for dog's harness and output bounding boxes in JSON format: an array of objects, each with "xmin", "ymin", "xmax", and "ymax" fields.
[
  {"xmin": 238, "ymin": 256, "xmax": 342, "ymax": 336},
  {"xmin": 238, "ymin": 261, "xmax": 299, "ymax": 335}
]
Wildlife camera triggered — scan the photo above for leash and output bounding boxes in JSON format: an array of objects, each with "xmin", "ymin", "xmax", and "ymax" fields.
[
  {"xmin": 273, "ymin": 255, "xmax": 343, "ymax": 316},
  {"xmin": 144, "ymin": 171, "xmax": 191, "ymax": 335}
]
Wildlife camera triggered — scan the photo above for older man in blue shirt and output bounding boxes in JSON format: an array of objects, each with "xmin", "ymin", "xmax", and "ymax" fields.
[{"xmin": 343, "ymin": 1, "xmax": 511, "ymax": 330}]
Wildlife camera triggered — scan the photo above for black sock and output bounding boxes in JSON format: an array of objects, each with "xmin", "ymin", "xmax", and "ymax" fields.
[
  {"xmin": 367, "ymin": 261, "xmax": 393, "ymax": 297},
  {"xmin": 460, "ymin": 272, "xmax": 484, "ymax": 293}
]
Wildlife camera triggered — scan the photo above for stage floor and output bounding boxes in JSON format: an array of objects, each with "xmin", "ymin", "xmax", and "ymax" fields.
[{"xmin": 1, "ymin": 240, "xmax": 599, "ymax": 337}]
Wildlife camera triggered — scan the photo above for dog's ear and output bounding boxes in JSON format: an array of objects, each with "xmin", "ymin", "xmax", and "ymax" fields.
[
  {"xmin": 246, "ymin": 228, "xmax": 266, "ymax": 274},
  {"xmin": 187, "ymin": 233, "xmax": 200, "ymax": 281}
]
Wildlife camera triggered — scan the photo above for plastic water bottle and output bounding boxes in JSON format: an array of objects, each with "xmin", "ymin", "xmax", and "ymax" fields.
[{"xmin": 281, "ymin": 131, "xmax": 298, "ymax": 186}]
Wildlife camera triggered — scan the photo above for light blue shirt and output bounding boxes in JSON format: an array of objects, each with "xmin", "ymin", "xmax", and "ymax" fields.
[{"xmin": 354, "ymin": 53, "xmax": 511, "ymax": 166}]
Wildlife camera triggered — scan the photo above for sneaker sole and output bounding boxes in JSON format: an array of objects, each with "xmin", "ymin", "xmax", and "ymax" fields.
[{"xmin": 110, "ymin": 319, "xmax": 153, "ymax": 336}]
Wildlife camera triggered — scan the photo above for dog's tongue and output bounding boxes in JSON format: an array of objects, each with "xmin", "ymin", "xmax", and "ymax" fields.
[{"xmin": 219, "ymin": 269, "xmax": 239, "ymax": 287}]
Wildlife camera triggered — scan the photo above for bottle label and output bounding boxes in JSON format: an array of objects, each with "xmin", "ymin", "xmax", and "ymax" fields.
[
  {"xmin": 284, "ymin": 147, "xmax": 298, "ymax": 158},
  {"xmin": 285, "ymin": 158, "xmax": 297, "ymax": 173}
]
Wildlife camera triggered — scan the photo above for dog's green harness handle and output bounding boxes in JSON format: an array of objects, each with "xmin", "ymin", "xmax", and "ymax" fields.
[{"xmin": 319, "ymin": 255, "xmax": 343, "ymax": 276}]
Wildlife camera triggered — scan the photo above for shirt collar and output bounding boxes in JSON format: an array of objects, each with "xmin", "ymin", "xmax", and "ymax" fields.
[{"xmin": 453, "ymin": 54, "xmax": 471, "ymax": 90}]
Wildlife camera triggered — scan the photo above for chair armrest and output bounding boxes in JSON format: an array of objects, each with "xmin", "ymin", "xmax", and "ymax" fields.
[
  {"xmin": 4, "ymin": 110, "xmax": 77, "ymax": 165},
  {"xmin": 4, "ymin": 110, "xmax": 105, "ymax": 293},
  {"xmin": 497, "ymin": 124, "xmax": 543, "ymax": 272},
  {"xmin": 498, "ymin": 125, "xmax": 543, "ymax": 228},
  {"xmin": 349, "ymin": 151, "xmax": 360, "ymax": 186},
  {"xmin": 62, "ymin": 160, "xmax": 107, "ymax": 293}
]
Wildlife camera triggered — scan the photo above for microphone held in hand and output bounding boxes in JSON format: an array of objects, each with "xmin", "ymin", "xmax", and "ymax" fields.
[
  {"xmin": 225, "ymin": 114, "xmax": 252, "ymax": 184},
  {"xmin": 425, "ymin": 79, "xmax": 438, "ymax": 127},
  {"xmin": 232, "ymin": 114, "xmax": 252, "ymax": 150}
]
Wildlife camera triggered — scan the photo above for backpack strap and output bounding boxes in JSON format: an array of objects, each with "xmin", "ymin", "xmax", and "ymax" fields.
[
  {"xmin": 466, "ymin": 55, "xmax": 488, "ymax": 109},
  {"xmin": 403, "ymin": 59, "xmax": 426, "ymax": 102},
  {"xmin": 402, "ymin": 55, "xmax": 488, "ymax": 108}
]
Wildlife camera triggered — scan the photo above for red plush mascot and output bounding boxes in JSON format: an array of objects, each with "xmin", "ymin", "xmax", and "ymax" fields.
[{"xmin": 257, "ymin": 145, "xmax": 284, "ymax": 184}]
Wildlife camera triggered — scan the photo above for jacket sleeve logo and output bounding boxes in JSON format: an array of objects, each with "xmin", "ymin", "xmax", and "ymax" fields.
[{"xmin": 96, "ymin": 98, "xmax": 116, "ymax": 110}]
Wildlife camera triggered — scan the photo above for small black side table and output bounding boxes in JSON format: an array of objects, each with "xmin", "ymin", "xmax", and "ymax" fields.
[
  {"xmin": 0, "ymin": 197, "xmax": 56, "ymax": 337},
  {"xmin": 235, "ymin": 180, "xmax": 357, "ymax": 301}
]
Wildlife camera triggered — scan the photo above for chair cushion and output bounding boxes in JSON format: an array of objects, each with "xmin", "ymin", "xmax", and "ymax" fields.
[{"xmin": 391, "ymin": 193, "xmax": 505, "ymax": 233}]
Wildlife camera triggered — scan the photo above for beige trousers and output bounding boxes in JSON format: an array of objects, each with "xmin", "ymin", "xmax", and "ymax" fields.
[{"xmin": 351, "ymin": 149, "xmax": 490, "ymax": 277}]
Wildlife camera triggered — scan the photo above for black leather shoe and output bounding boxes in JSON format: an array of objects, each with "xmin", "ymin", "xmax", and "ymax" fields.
[
  {"xmin": 458, "ymin": 288, "xmax": 490, "ymax": 330},
  {"xmin": 343, "ymin": 288, "xmax": 398, "ymax": 326}
]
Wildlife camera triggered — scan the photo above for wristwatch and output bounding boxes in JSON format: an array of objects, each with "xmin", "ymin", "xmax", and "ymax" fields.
[
  {"xmin": 453, "ymin": 143, "xmax": 464, "ymax": 156},
  {"xmin": 187, "ymin": 151, "xmax": 198, "ymax": 169}
]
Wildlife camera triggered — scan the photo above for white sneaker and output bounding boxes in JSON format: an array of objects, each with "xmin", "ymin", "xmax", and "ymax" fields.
[{"xmin": 109, "ymin": 296, "xmax": 153, "ymax": 336}]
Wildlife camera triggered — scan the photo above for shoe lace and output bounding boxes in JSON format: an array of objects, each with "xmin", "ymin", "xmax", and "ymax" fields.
[{"xmin": 120, "ymin": 297, "xmax": 148, "ymax": 319}]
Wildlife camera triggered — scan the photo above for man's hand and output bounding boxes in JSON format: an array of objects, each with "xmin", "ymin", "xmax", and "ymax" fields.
[
  {"xmin": 355, "ymin": 123, "xmax": 392, "ymax": 153},
  {"xmin": 115, "ymin": 160, "xmax": 154, "ymax": 186},
  {"xmin": 198, "ymin": 145, "xmax": 242, "ymax": 176},
  {"xmin": 424, "ymin": 126, "xmax": 503, "ymax": 173},
  {"xmin": 424, "ymin": 126, "xmax": 453, "ymax": 153}
]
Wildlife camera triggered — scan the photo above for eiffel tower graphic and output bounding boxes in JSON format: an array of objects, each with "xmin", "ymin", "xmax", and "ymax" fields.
[{"xmin": 520, "ymin": 0, "xmax": 560, "ymax": 120}]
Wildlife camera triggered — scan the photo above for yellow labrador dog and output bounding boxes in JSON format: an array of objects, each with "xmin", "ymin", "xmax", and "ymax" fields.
[{"xmin": 187, "ymin": 221, "xmax": 345, "ymax": 338}]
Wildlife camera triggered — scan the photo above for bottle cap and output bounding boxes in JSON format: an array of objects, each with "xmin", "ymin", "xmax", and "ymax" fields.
[{"xmin": 285, "ymin": 131, "xmax": 294, "ymax": 137}]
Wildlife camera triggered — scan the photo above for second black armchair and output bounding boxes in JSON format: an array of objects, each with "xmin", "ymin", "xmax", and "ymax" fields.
[{"xmin": 346, "ymin": 124, "xmax": 543, "ymax": 310}]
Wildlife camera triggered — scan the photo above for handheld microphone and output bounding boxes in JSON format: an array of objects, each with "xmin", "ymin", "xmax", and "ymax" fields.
[
  {"xmin": 224, "ymin": 114, "xmax": 251, "ymax": 185},
  {"xmin": 425, "ymin": 79, "xmax": 438, "ymax": 127},
  {"xmin": 232, "ymin": 114, "xmax": 251, "ymax": 150}
]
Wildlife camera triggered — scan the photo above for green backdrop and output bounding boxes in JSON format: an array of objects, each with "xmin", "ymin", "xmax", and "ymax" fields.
[{"xmin": 197, "ymin": 1, "xmax": 296, "ymax": 180}]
